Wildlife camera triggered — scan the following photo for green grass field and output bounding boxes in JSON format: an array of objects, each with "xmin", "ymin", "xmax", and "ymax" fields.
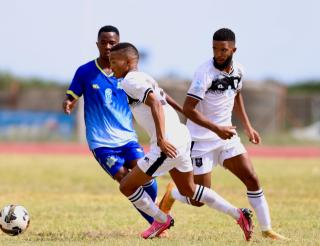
[{"xmin": 0, "ymin": 154, "xmax": 319, "ymax": 245}]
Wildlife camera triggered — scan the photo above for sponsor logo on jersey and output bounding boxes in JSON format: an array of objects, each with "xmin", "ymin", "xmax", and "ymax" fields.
[
  {"xmin": 193, "ymin": 80, "xmax": 203, "ymax": 94},
  {"xmin": 92, "ymin": 84, "xmax": 100, "ymax": 89},
  {"xmin": 208, "ymin": 75, "xmax": 241, "ymax": 95}
]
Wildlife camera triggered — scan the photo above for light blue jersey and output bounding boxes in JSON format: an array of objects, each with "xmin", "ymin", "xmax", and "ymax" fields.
[{"xmin": 67, "ymin": 59, "xmax": 137, "ymax": 149}]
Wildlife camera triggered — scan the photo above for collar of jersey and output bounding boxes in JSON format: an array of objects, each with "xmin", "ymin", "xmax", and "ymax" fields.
[{"xmin": 95, "ymin": 59, "xmax": 114, "ymax": 78}]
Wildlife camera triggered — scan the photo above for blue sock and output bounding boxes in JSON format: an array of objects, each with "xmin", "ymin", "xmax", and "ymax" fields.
[
  {"xmin": 143, "ymin": 179, "xmax": 158, "ymax": 202},
  {"xmin": 134, "ymin": 179, "xmax": 158, "ymax": 224}
]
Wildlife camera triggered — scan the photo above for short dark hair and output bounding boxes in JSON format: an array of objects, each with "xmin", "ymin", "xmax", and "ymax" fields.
[
  {"xmin": 110, "ymin": 42, "xmax": 139, "ymax": 59},
  {"xmin": 98, "ymin": 25, "xmax": 119, "ymax": 38},
  {"xmin": 213, "ymin": 28, "xmax": 235, "ymax": 42}
]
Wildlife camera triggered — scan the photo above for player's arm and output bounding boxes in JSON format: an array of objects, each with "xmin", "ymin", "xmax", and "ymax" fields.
[
  {"xmin": 63, "ymin": 67, "xmax": 84, "ymax": 115},
  {"xmin": 144, "ymin": 92, "xmax": 177, "ymax": 158},
  {"xmin": 62, "ymin": 94, "xmax": 78, "ymax": 115},
  {"xmin": 183, "ymin": 96, "xmax": 236, "ymax": 140},
  {"xmin": 233, "ymin": 92, "xmax": 261, "ymax": 144},
  {"xmin": 165, "ymin": 94, "xmax": 183, "ymax": 114}
]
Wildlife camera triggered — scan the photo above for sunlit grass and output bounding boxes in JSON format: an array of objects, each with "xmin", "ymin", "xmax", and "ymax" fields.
[{"xmin": 0, "ymin": 154, "xmax": 319, "ymax": 245}]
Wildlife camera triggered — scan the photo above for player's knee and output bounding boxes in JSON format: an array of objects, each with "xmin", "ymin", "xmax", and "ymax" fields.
[
  {"xmin": 119, "ymin": 181, "xmax": 132, "ymax": 197},
  {"xmin": 190, "ymin": 199, "xmax": 205, "ymax": 207},
  {"xmin": 243, "ymin": 171, "xmax": 260, "ymax": 190},
  {"xmin": 177, "ymin": 185, "xmax": 195, "ymax": 198},
  {"xmin": 114, "ymin": 169, "xmax": 129, "ymax": 183}
]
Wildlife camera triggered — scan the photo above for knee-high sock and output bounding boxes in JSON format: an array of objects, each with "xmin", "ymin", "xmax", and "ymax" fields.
[
  {"xmin": 143, "ymin": 179, "xmax": 158, "ymax": 202},
  {"xmin": 172, "ymin": 187, "xmax": 191, "ymax": 204},
  {"xmin": 247, "ymin": 189, "xmax": 271, "ymax": 231},
  {"xmin": 134, "ymin": 179, "xmax": 157, "ymax": 224},
  {"xmin": 128, "ymin": 187, "xmax": 167, "ymax": 223},
  {"xmin": 171, "ymin": 185, "xmax": 240, "ymax": 220}
]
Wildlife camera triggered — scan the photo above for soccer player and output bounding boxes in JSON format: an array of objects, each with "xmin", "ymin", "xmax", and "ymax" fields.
[
  {"xmin": 109, "ymin": 42, "xmax": 254, "ymax": 240},
  {"xmin": 160, "ymin": 28, "xmax": 287, "ymax": 240},
  {"xmin": 62, "ymin": 25, "xmax": 158, "ymax": 225}
]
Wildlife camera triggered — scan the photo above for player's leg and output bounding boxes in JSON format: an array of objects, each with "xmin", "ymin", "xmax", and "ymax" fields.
[
  {"xmin": 92, "ymin": 147, "xmax": 154, "ymax": 224},
  {"xmin": 119, "ymin": 165, "xmax": 173, "ymax": 239},
  {"xmin": 124, "ymin": 141, "xmax": 158, "ymax": 207},
  {"xmin": 223, "ymin": 151, "xmax": 287, "ymax": 240},
  {"xmin": 159, "ymin": 172, "xmax": 211, "ymax": 212},
  {"xmin": 159, "ymin": 151, "xmax": 214, "ymax": 211},
  {"xmin": 124, "ymin": 159, "xmax": 157, "ymax": 225},
  {"xmin": 168, "ymin": 168, "xmax": 253, "ymax": 241}
]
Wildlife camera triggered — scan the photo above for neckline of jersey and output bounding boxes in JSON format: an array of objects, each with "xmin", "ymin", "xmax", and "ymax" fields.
[
  {"xmin": 95, "ymin": 59, "xmax": 114, "ymax": 78},
  {"xmin": 211, "ymin": 58, "xmax": 235, "ymax": 75}
]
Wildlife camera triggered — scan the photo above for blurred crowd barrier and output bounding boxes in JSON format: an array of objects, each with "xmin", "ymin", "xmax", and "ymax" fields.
[
  {"xmin": 0, "ymin": 110, "xmax": 74, "ymax": 140},
  {"xmin": 0, "ymin": 79, "xmax": 319, "ymax": 141}
]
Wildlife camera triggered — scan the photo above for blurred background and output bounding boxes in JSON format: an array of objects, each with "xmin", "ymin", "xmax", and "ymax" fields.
[{"xmin": 0, "ymin": 0, "xmax": 319, "ymax": 145}]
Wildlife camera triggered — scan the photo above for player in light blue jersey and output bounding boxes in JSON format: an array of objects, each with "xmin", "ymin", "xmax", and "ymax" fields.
[{"xmin": 62, "ymin": 25, "xmax": 158, "ymax": 225}]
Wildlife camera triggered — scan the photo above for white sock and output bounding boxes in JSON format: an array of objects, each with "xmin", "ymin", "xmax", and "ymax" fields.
[
  {"xmin": 172, "ymin": 187, "xmax": 191, "ymax": 204},
  {"xmin": 172, "ymin": 185, "xmax": 239, "ymax": 220},
  {"xmin": 247, "ymin": 189, "xmax": 271, "ymax": 231},
  {"xmin": 128, "ymin": 187, "xmax": 167, "ymax": 223},
  {"xmin": 193, "ymin": 185, "xmax": 240, "ymax": 220}
]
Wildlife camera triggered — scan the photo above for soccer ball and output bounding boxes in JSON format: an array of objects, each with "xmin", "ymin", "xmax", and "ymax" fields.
[{"xmin": 0, "ymin": 205, "xmax": 30, "ymax": 236}]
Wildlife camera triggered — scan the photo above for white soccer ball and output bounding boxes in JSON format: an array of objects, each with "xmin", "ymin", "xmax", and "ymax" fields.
[{"xmin": 0, "ymin": 205, "xmax": 30, "ymax": 236}]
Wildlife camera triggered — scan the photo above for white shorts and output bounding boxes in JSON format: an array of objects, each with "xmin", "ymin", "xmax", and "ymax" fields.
[
  {"xmin": 191, "ymin": 137, "xmax": 246, "ymax": 175},
  {"xmin": 138, "ymin": 141, "xmax": 193, "ymax": 177}
]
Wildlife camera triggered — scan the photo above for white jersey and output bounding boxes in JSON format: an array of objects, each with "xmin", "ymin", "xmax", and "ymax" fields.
[
  {"xmin": 186, "ymin": 58, "xmax": 244, "ymax": 143},
  {"xmin": 121, "ymin": 71, "xmax": 189, "ymax": 147}
]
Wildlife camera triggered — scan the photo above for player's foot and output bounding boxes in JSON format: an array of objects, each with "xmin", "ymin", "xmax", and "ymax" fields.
[
  {"xmin": 157, "ymin": 229, "xmax": 169, "ymax": 238},
  {"xmin": 237, "ymin": 208, "xmax": 254, "ymax": 241},
  {"xmin": 262, "ymin": 229, "xmax": 288, "ymax": 240},
  {"xmin": 159, "ymin": 181, "xmax": 175, "ymax": 214},
  {"xmin": 141, "ymin": 215, "xmax": 174, "ymax": 239}
]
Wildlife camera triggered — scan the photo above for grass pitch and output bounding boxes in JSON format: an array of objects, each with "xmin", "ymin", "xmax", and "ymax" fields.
[{"xmin": 0, "ymin": 154, "xmax": 319, "ymax": 245}]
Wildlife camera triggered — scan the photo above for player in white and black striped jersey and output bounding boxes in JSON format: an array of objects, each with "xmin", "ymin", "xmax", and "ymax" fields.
[
  {"xmin": 109, "ymin": 42, "xmax": 253, "ymax": 240},
  {"xmin": 160, "ymin": 28, "xmax": 287, "ymax": 240}
]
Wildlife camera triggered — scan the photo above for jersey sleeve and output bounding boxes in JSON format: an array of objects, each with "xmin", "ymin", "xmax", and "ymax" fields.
[
  {"xmin": 122, "ymin": 75, "xmax": 153, "ymax": 103},
  {"xmin": 187, "ymin": 68, "xmax": 210, "ymax": 101},
  {"xmin": 236, "ymin": 63, "xmax": 245, "ymax": 91},
  {"xmin": 66, "ymin": 67, "xmax": 85, "ymax": 100}
]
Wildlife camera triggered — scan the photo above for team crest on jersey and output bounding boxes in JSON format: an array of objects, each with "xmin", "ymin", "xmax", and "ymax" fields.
[
  {"xmin": 144, "ymin": 156, "xmax": 150, "ymax": 163},
  {"xmin": 105, "ymin": 88, "xmax": 112, "ymax": 104}
]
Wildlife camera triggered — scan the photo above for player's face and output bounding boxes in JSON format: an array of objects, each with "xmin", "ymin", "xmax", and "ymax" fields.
[
  {"xmin": 109, "ymin": 52, "xmax": 129, "ymax": 78},
  {"xmin": 212, "ymin": 41, "xmax": 236, "ymax": 65},
  {"xmin": 96, "ymin": 32, "xmax": 119, "ymax": 60}
]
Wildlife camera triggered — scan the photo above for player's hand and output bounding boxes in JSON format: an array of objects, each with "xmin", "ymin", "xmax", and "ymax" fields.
[
  {"xmin": 157, "ymin": 139, "xmax": 177, "ymax": 158},
  {"xmin": 215, "ymin": 125, "xmax": 237, "ymax": 140},
  {"xmin": 62, "ymin": 98, "xmax": 77, "ymax": 115},
  {"xmin": 245, "ymin": 127, "xmax": 261, "ymax": 144}
]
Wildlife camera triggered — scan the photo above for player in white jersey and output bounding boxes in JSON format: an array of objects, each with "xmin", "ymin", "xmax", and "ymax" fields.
[
  {"xmin": 159, "ymin": 28, "xmax": 287, "ymax": 240},
  {"xmin": 109, "ymin": 42, "xmax": 253, "ymax": 240}
]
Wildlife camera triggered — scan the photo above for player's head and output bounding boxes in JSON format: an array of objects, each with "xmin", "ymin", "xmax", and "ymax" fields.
[
  {"xmin": 96, "ymin": 25, "xmax": 120, "ymax": 60},
  {"xmin": 212, "ymin": 28, "xmax": 237, "ymax": 70},
  {"xmin": 109, "ymin": 42, "xmax": 139, "ymax": 78}
]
